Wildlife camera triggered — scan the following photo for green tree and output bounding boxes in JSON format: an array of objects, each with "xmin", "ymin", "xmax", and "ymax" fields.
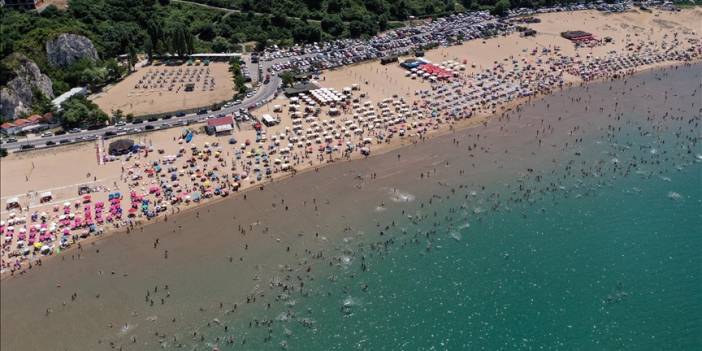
[
  {"xmin": 144, "ymin": 36, "xmax": 154, "ymax": 61},
  {"xmin": 280, "ymin": 71, "xmax": 295, "ymax": 88},
  {"xmin": 168, "ymin": 21, "xmax": 194, "ymax": 56},
  {"xmin": 112, "ymin": 109, "xmax": 124, "ymax": 122},
  {"xmin": 212, "ymin": 36, "xmax": 230, "ymax": 53},
  {"xmin": 127, "ymin": 45, "xmax": 138, "ymax": 72},
  {"xmin": 60, "ymin": 96, "xmax": 108, "ymax": 128},
  {"xmin": 321, "ymin": 15, "xmax": 344, "ymax": 36},
  {"xmin": 31, "ymin": 88, "xmax": 56, "ymax": 116},
  {"xmin": 491, "ymin": 0, "xmax": 511, "ymax": 16}
]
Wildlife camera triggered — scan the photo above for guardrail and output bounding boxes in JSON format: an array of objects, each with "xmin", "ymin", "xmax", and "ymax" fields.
[{"xmin": 131, "ymin": 98, "xmax": 233, "ymax": 121}]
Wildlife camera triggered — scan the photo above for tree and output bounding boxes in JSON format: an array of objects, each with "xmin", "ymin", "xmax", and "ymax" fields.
[
  {"xmin": 0, "ymin": 148, "xmax": 7, "ymax": 158},
  {"xmin": 60, "ymin": 96, "xmax": 108, "ymax": 128},
  {"xmin": 168, "ymin": 21, "xmax": 194, "ymax": 56},
  {"xmin": 280, "ymin": 71, "xmax": 295, "ymax": 88},
  {"xmin": 126, "ymin": 113, "xmax": 135, "ymax": 123},
  {"xmin": 292, "ymin": 24, "xmax": 321, "ymax": 43},
  {"xmin": 31, "ymin": 88, "xmax": 55, "ymax": 116},
  {"xmin": 112, "ymin": 109, "xmax": 124, "ymax": 122},
  {"xmin": 491, "ymin": 0, "xmax": 511, "ymax": 16},
  {"xmin": 321, "ymin": 15, "xmax": 344, "ymax": 36},
  {"xmin": 127, "ymin": 45, "xmax": 138, "ymax": 72},
  {"xmin": 212, "ymin": 36, "xmax": 230, "ymax": 53},
  {"xmin": 144, "ymin": 36, "xmax": 154, "ymax": 61}
]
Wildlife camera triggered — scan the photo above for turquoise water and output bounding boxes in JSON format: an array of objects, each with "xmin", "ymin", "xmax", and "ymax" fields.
[
  {"xmin": 215, "ymin": 67, "xmax": 702, "ymax": 350},
  {"xmin": 2, "ymin": 67, "xmax": 699, "ymax": 351},
  {"xmin": 275, "ymin": 165, "xmax": 701, "ymax": 350}
]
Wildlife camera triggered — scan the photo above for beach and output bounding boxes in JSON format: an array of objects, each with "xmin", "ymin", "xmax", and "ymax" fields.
[
  {"xmin": 1, "ymin": 7, "xmax": 701, "ymax": 350},
  {"xmin": 1, "ymin": 7, "xmax": 701, "ymax": 277},
  {"xmin": 91, "ymin": 62, "xmax": 234, "ymax": 116},
  {"xmin": 1, "ymin": 59, "xmax": 700, "ymax": 350}
]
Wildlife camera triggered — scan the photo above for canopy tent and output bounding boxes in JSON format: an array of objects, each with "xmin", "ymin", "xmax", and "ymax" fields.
[{"xmin": 108, "ymin": 139, "xmax": 135, "ymax": 156}]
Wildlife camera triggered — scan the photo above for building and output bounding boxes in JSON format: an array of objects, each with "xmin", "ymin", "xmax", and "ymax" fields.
[
  {"xmin": 1, "ymin": 0, "xmax": 41, "ymax": 10},
  {"xmin": 0, "ymin": 113, "xmax": 53, "ymax": 135},
  {"xmin": 283, "ymin": 82, "xmax": 319, "ymax": 97},
  {"xmin": 561, "ymin": 31, "xmax": 595, "ymax": 42},
  {"xmin": 189, "ymin": 53, "xmax": 242, "ymax": 62},
  {"xmin": 52, "ymin": 87, "xmax": 88, "ymax": 111},
  {"xmin": 206, "ymin": 116, "xmax": 234, "ymax": 135}
]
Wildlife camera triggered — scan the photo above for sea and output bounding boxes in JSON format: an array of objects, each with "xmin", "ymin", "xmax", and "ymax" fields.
[{"xmin": 1, "ymin": 64, "xmax": 700, "ymax": 351}]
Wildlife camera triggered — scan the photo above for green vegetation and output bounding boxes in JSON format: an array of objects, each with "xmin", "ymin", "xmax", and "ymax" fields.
[
  {"xmin": 0, "ymin": 148, "xmax": 8, "ymax": 158},
  {"xmin": 228, "ymin": 57, "xmax": 248, "ymax": 97},
  {"xmin": 279, "ymin": 71, "xmax": 296, "ymax": 88},
  {"xmin": 59, "ymin": 96, "xmax": 108, "ymax": 128},
  {"xmin": 1, "ymin": 0, "xmax": 611, "ymax": 125}
]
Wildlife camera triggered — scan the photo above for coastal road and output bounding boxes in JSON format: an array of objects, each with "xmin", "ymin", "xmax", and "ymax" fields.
[{"xmin": 1, "ymin": 66, "xmax": 282, "ymax": 153}]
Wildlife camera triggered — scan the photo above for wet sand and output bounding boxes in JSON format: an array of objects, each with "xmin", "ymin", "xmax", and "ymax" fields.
[{"xmin": 2, "ymin": 62, "xmax": 699, "ymax": 350}]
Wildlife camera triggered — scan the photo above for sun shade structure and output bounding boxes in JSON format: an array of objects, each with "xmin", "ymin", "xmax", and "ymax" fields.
[{"xmin": 108, "ymin": 139, "xmax": 135, "ymax": 156}]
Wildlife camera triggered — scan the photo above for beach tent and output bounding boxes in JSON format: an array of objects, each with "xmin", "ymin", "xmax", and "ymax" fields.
[
  {"xmin": 40, "ymin": 192, "xmax": 53, "ymax": 203},
  {"xmin": 5, "ymin": 197, "xmax": 20, "ymax": 210},
  {"xmin": 108, "ymin": 139, "xmax": 135, "ymax": 156}
]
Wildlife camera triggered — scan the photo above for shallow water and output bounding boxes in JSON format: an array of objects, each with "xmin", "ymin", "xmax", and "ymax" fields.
[{"xmin": 2, "ymin": 64, "xmax": 701, "ymax": 350}]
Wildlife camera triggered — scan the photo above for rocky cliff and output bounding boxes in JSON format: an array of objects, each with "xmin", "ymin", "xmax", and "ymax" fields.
[
  {"xmin": 45, "ymin": 33, "xmax": 99, "ymax": 68},
  {"xmin": 0, "ymin": 55, "xmax": 54, "ymax": 119}
]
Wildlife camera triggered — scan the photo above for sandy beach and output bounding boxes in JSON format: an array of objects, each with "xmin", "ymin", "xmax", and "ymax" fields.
[
  {"xmin": 1, "ymin": 58, "xmax": 699, "ymax": 350},
  {"xmin": 1, "ymin": 8, "xmax": 700, "ymax": 279},
  {"xmin": 92, "ymin": 62, "xmax": 234, "ymax": 116}
]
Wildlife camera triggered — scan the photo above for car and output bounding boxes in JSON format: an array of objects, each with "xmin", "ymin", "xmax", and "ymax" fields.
[
  {"xmin": 59, "ymin": 139, "xmax": 71, "ymax": 144},
  {"xmin": 132, "ymin": 119, "xmax": 144, "ymax": 124},
  {"xmin": 104, "ymin": 131, "xmax": 116, "ymax": 137},
  {"xmin": 7, "ymin": 137, "xmax": 18, "ymax": 143},
  {"xmin": 54, "ymin": 130, "xmax": 66, "ymax": 135},
  {"xmin": 115, "ymin": 121, "xmax": 127, "ymax": 127},
  {"xmin": 41, "ymin": 132, "xmax": 54, "ymax": 137},
  {"xmin": 68, "ymin": 128, "xmax": 81, "ymax": 133},
  {"xmin": 145, "ymin": 125, "xmax": 155, "ymax": 130},
  {"xmin": 132, "ymin": 128, "xmax": 142, "ymax": 133},
  {"xmin": 175, "ymin": 112, "xmax": 186, "ymax": 117},
  {"xmin": 197, "ymin": 109, "xmax": 208, "ymax": 115},
  {"xmin": 20, "ymin": 144, "xmax": 35, "ymax": 150},
  {"xmin": 45, "ymin": 140, "xmax": 56, "ymax": 146},
  {"xmin": 147, "ymin": 117, "xmax": 158, "ymax": 122},
  {"xmin": 162, "ymin": 115, "xmax": 173, "ymax": 120}
]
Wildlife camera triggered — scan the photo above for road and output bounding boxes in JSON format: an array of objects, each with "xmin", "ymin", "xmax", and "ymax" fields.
[
  {"xmin": 171, "ymin": 0, "xmax": 406, "ymax": 24},
  {"xmin": 2, "ymin": 60, "xmax": 282, "ymax": 152}
]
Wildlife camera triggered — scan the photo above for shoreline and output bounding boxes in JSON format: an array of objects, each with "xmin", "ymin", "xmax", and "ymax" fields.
[
  {"xmin": 1, "ymin": 60, "xmax": 699, "ymax": 351},
  {"xmin": 3, "ymin": 7, "xmax": 701, "ymax": 277},
  {"xmin": 2, "ymin": 58, "xmax": 697, "ymax": 281}
]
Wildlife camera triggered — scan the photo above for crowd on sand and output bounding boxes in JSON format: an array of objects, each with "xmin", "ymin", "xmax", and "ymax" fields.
[{"xmin": 2, "ymin": 15, "xmax": 700, "ymax": 277}]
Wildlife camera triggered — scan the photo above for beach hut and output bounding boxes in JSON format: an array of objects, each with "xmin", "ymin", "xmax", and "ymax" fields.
[{"xmin": 5, "ymin": 197, "xmax": 20, "ymax": 210}]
